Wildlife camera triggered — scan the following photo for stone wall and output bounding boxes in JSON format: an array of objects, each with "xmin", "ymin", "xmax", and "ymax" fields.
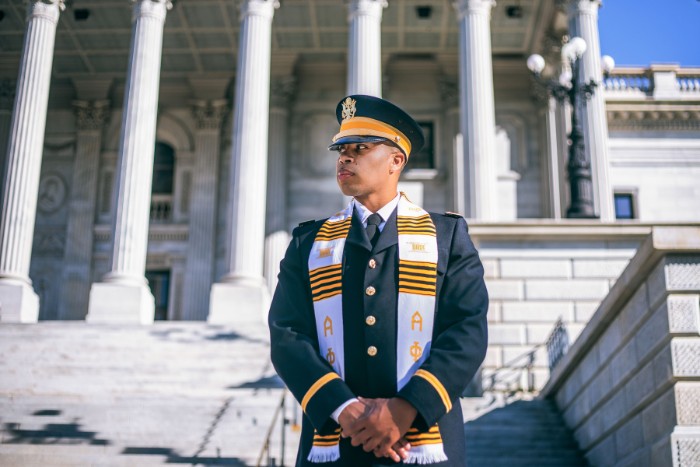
[
  {"xmin": 540, "ymin": 226, "xmax": 700, "ymax": 467},
  {"xmin": 471, "ymin": 222, "xmax": 650, "ymax": 391}
]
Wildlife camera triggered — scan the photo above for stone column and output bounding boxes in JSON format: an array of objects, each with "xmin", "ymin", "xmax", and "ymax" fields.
[
  {"xmin": 567, "ymin": 0, "xmax": 614, "ymax": 220},
  {"xmin": 347, "ymin": 0, "xmax": 387, "ymax": 96},
  {"xmin": 541, "ymin": 96, "xmax": 562, "ymax": 219},
  {"xmin": 439, "ymin": 77, "xmax": 464, "ymax": 214},
  {"xmin": 0, "ymin": 1, "xmax": 64, "ymax": 323},
  {"xmin": 453, "ymin": 0, "xmax": 498, "ymax": 220},
  {"xmin": 209, "ymin": 0, "xmax": 278, "ymax": 325},
  {"xmin": 0, "ymin": 79, "xmax": 15, "ymax": 190},
  {"xmin": 87, "ymin": 0, "xmax": 171, "ymax": 324},
  {"xmin": 181, "ymin": 100, "xmax": 227, "ymax": 320},
  {"xmin": 58, "ymin": 100, "xmax": 110, "ymax": 320},
  {"xmin": 264, "ymin": 78, "xmax": 294, "ymax": 294}
]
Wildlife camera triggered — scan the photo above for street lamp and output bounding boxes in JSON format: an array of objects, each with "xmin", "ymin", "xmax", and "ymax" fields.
[{"xmin": 527, "ymin": 37, "xmax": 615, "ymax": 219}]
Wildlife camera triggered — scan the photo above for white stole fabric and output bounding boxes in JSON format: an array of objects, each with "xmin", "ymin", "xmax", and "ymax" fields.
[{"xmin": 306, "ymin": 194, "xmax": 447, "ymax": 464}]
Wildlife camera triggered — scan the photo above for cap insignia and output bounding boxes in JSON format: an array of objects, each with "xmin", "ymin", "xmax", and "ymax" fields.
[{"xmin": 341, "ymin": 97, "xmax": 357, "ymax": 121}]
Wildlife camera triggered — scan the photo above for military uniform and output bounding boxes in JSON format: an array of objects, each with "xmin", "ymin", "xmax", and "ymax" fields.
[
  {"xmin": 269, "ymin": 208, "xmax": 488, "ymax": 466},
  {"xmin": 268, "ymin": 94, "xmax": 489, "ymax": 466}
]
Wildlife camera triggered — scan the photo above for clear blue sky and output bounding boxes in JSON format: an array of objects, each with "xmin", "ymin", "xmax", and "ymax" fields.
[{"xmin": 598, "ymin": 0, "xmax": 700, "ymax": 67}]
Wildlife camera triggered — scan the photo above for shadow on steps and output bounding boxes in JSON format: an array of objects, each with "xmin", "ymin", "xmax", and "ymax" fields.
[{"xmin": 464, "ymin": 398, "xmax": 588, "ymax": 467}]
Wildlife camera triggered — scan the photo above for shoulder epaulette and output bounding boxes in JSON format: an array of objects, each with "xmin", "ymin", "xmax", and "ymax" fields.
[
  {"xmin": 297, "ymin": 219, "xmax": 316, "ymax": 227},
  {"xmin": 444, "ymin": 211, "xmax": 463, "ymax": 219}
]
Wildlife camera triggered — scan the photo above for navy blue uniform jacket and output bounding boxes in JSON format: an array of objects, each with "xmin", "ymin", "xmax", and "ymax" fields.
[{"xmin": 269, "ymin": 208, "xmax": 489, "ymax": 466}]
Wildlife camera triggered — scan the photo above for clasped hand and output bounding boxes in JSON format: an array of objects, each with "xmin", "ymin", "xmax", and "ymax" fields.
[{"xmin": 337, "ymin": 397, "xmax": 417, "ymax": 462}]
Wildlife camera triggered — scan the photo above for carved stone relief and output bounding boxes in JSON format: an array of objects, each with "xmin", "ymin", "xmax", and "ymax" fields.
[{"xmin": 38, "ymin": 173, "xmax": 67, "ymax": 213}]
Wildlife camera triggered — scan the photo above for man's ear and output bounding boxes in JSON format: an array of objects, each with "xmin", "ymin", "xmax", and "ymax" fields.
[{"xmin": 390, "ymin": 151, "xmax": 407, "ymax": 173}]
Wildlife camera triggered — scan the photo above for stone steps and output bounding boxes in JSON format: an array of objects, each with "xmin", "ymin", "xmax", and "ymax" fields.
[
  {"xmin": 464, "ymin": 399, "xmax": 588, "ymax": 467},
  {"xmin": 0, "ymin": 322, "xmax": 299, "ymax": 466},
  {"xmin": 1, "ymin": 323, "xmax": 584, "ymax": 466}
]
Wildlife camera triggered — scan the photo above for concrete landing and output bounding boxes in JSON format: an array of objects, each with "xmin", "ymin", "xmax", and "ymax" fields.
[{"xmin": 0, "ymin": 322, "xmax": 299, "ymax": 466}]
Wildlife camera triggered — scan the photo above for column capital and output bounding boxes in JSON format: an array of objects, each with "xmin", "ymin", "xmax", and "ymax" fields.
[
  {"xmin": 348, "ymin": 0, "xmax": 388, "ymax": 19},
  {"xmin": 270, "ymin": 77, "xmax": 296, "ymax": 109},
  {"xmin": 0, "ymin": 79, "xmax": 16, "ymax": 110},
  {"xmin": 439, "ymin": 76, "xmax": 459, "ymax": 108},
  {"xmin": 132, "ymin": 0, "xmax": 172, "ymax": 22},
  {"xmin": 239, "ymin": 0, "xmax": 279, "ymax": 21},
  {"xmin": 26, "ymin": 0, "xmax": 64, "ymax": 23},
  {"xmin": 453, "ymin": 0, "xmax": 496, "ymax": 18},
  {"xmin": 191, "ymin": 99, "xmax": 228, "ymax": 130},
  {"xmin": 73, "ymin": 100, "xmax": 110, "ymax": 131},
  {"xmin": 529, "ymin": 75, "xmax": 552, "ymax": 105},
  {"xmin": 563, "ymin": 0, "xmax": 601, "ymax": 16}
]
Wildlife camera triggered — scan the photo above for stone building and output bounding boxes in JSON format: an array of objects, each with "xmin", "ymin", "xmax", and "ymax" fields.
[
  {"xmin": 1, "ymin": 1, "xmax": 700, "ymax": 465},
  {"xmin": 1, "ymin": 0, "xmax": 695, "ymax": 326}
]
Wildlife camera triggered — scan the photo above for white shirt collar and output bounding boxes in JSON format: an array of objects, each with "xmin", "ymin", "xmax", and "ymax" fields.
[{"xmin": 353, "ymin": 193, "xmax": 401, "ymax": 231}]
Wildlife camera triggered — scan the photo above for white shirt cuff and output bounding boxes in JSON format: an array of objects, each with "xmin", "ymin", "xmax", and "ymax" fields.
[{"xmin": 331, "ymin": 398, "xmax": 359, "ymax": 423}]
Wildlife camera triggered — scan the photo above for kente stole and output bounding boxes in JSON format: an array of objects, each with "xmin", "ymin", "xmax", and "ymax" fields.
[{"xmin": 306, "ymin": 194, "xmax": 448, "ymax": 464}]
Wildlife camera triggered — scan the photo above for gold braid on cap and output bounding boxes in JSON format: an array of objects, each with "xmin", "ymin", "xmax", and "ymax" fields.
[{"xmin": 332, "ymin": 117, "xmax": 412, "ymax": 156}]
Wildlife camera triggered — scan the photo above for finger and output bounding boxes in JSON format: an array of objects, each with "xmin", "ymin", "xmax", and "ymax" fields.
[
  {"xmin": 393, "ymin": 438, "xmax": 411, "ymax": 456},
  {"xmin": 395, "ymin": 446, "xmax": 409, "ymax": 460},
  {"xmin": 373, "ymin": 446, "xmax": 398, "ymax": 462},
  {"xmin": 362, "ymin": 435, "xmax": 381, "ymax": 453},
  {"xmin": 350, "ymin": 428, "xmax": 372, "ymax": 447},
  {"xmin": 381, "ymin": 447, "xmax": 401, "ymax": 462},
  {"xmin": 344, "ymin": 418, "xmax": 366, "ymax": 438}
]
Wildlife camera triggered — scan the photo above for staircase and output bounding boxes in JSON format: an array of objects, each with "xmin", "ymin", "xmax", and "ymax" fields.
[
  {"xmin": 0, "ymin": 322, "xmax": 587, "ymax": 466},
  {"xmin": 463, "ymin": 398, "xmax": 589, "ymax": 467},
  {"xmin": 0, "ymin": 322, "xmax": 299, "ymax": 466}
]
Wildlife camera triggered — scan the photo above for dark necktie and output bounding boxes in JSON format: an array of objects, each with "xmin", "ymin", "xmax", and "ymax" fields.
[{"xmin": 366, "ymin": 213, "xmax": 382, "ymax": 247}]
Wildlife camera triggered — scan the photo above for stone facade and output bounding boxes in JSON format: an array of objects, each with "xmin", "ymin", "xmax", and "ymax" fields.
[
  {"xmin": 541, "ymin": 227, "xmax": 700, "ymax": 467},
  {"xmin": 0, "ymin": 1, "xmax": 698, "ymax": 333},
  {"xmin": 472, "ymin": 223, "xmax": 648, "ymax": 390}
]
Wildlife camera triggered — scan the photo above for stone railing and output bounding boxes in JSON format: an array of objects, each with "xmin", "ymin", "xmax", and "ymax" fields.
[
  {"xmin": 540, "ymin": 226, "xmax": 700, "ymax": 467},
  {"xmin": 604, "ymin": 65, "xmax": 700, "ymax": 100},
  {"xmin": 150, "ymin": 194, "xmax": 173, "ymax": 223}
]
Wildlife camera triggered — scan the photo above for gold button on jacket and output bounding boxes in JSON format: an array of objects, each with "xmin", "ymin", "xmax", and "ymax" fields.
[
  {"xmin": 367, "ymin": 346, "xmax": 378, "ymax": 356},
  {"xmin": 365, "ymin": 315, "xmax": 376, "ymax": 326},
  {"xmin": 365, "ymin": 286, "xmax": 376, "ymax": 296},
  {"xmin": 368, "ymin": 258, "xmax": 377, "ymax": 269}
]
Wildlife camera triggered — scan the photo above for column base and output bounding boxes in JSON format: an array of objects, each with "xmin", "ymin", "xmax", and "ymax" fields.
[
  {"xmin": 0, "ymin": 281, "xmax": 40, "ymax": 323},
  {"xmin": 208, "ymin": 280, "xmax": 271, "ymax": 326},
  {"xmin": 86, "ymin": 282, "xmax": 155, "ymax": 324}
]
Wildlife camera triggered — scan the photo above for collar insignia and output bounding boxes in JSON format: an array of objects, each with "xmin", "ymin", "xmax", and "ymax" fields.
[{"xmin": 341, "ymin": 97, "xmax": 357, "ymax": 121}]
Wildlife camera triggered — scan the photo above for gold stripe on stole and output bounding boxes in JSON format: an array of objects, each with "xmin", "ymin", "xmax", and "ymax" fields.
[{"xmin": 398, "ymin": 259, "xmax": 437, "ymax": 296}]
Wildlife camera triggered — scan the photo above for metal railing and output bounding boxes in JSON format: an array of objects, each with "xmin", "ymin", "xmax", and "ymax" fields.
[
  {"xmin": 257, "ymin": 390, "xmax": 293, "ymax": 467},
  {"xmin": 481, "ymin": 344, "xmax": 540, "ymax": 405},
  {"xmin": 480, "ymin": 319, "xmax": 570, "ymax": 405},
  {"xmin": 546, "ymin": 319, "xmax": 570, "ymax": 371}
]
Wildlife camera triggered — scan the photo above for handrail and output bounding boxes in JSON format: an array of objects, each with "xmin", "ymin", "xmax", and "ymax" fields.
[
  {"xmin": 480, "ymin": 319, "xmax": 569, "ymax": 404},
  {"xmin": 256, "ymin": 390, "xmax": 288, "ymax": 467},
  {"xmin": 545, "ymin": 319, "xmax": 570, "ymax": 371}
]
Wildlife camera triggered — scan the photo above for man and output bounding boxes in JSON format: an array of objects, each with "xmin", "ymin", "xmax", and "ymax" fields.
[{"xmin": 269, "ymin": 95, "xmax": 488, "ymax": 466}]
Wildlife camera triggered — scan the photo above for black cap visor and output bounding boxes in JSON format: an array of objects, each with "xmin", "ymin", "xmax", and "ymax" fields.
[{"xmin": 328, "ymin": 135, "xmax": 391, "ymax": 152}]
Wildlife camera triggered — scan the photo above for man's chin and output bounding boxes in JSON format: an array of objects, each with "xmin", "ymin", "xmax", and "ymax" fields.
[{"xmin": 337, "ymin": 183, "xmax": 358, "ymax": 198}]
